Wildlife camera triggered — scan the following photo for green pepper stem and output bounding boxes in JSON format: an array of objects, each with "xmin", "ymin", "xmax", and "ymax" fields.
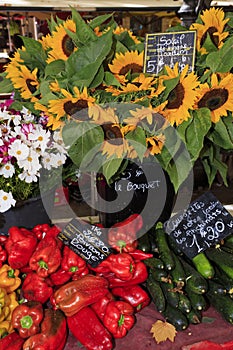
[
  {"xmin": 8, "ymin": 269, "xmax": 15, "ymax": 278},
  {"xmin": 38, "ymin": 260, "xmax": 48, "ymax": 270},
  {"xmin": 20, "ymin": 315, "xmax": 33, "ymax": 329},
  {"xmin": 118, "ymin": 314, "xmax": 125, "ymax": 326}
]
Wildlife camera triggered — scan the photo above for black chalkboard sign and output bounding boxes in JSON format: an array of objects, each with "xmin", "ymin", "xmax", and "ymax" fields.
[
  {"xmin": 97, "ymin": 161, "xmax": 173, "ymax": 228},
  {"xmin": 58, "ymin": 218, "xmax": 111, "ymax": 267},
  {"xmin": 165, "ymin": 192, "xmax": 233, "ymax": 259},
  {"xmin": 144, "ymin": 30, "xmax": 196, "ymax": 75}
]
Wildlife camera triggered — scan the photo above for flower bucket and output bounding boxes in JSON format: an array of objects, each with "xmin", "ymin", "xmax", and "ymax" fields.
[
  {"xmin": 96, "ymin": 161, "xmax": 175, "ymax": 228},
  {"xmin": 0, "ymin": 188, "xmax": 55, "ymax": 234}
]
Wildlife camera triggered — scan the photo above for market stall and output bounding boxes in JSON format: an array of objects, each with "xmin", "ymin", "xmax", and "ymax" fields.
[{"xmin": 0, "ymin": 4, "xmax": 233, "ymax": 350}]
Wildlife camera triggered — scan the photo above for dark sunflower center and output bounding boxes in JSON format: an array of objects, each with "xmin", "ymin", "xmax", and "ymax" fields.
[
  {"xmin": 26, "ymin": 79, "xmax": 37, "ymax": 94},
  {"xmin": 64, "ymin": 100, "xmax": 89, "ymax": 119},
  {"xmin": 119, "ymin": 63, "xmax": 142, "ymax": 75},
  {"xmin": 102, "ymin": 124, "xmax": 123, "ymax": 145},
  {"xmin": 62, "ymin": 35, "xmax": 75, "ymax": 57},
  {"xmin": 167, "ymin": 82, "xmax": 185, "ymax": 109},
  {"xmin": 201, "ymin": 26, "xmax": 219, "ymax": 48},
  {"xmin": 197, "ymin": 88, "xmax": 228, "ymax": 111}
]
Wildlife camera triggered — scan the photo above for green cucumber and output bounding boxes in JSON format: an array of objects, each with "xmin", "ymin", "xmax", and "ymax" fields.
[
  {"xmin": 163, "ymin": 304, "xmax": 189, "ymax": 331},
  {"xmin": 186, "ymin": 308, "xmax": 202, "ymax": 324},
  {"xmin": 180, "ymin": 257, "xmax": 208, "ymax": 294},
  {"xmin": 206, "ymin": 291, "xmax": 233, "ymax": 324},
  {"xmin": 137, "ymin": 233, "xmax": 151, "ymax": 253},
  {"xmin": 144, "ymin": 257, "xmax": 165, "ymax": 270},
  {"xmin": 192, "ymin": 252, "xmax": 215, "ymax": 279},
  {"xmin": 207, "ymin": 279, "xmax": 227, "ymax": 295},
  {"xmin": 160, "ymin": 280, "xmax": 179, "ymax": 308},
  {"xmin": 213, "ymin": 266, "xmax": 233, "ymax": 295},
  {"xmin": 167, "ymin": 235, "xmax": 183, "ymax": 256},
  {"xmin": 154, "ymin": 222, "xmax": 175, "ymax": 271},
  {"xmin": 206, "ymin": 247, "xmax": 233, "ymax": 269},
  {"xmin": 185, "ymin": 286, "xmax": 207, "ymax": 311},
  {"xmin": 169, "ymin": 251, "xmax": 186, "ymax": 286},
  {"xmin": 178, "ymin": 293, "xmax": 192, "ymax": 314},
  {"xmin": 146, "ymin": 275, "xmax": 166, "ymax": 313},
  {"xmin": 225, "ymin": 235, "xmax": 233, "ymax": 245},
  {"xmin": 149, "ymin": 268, "xmax": 168, "ymax": 283}
]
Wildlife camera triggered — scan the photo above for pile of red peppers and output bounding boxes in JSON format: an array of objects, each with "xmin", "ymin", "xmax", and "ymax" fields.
[{"xmin": 0, "ymin": 214, "xmax": 153, "ymax": 350}]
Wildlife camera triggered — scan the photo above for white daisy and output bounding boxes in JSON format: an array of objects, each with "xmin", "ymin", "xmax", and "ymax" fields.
[
  {"xmin": 0, "ymin": 163, "xmax": 15, "ymax": 178},
  {"xmin": 0, "ymin": 190, "xmax": 16, "ymax": 213},
  {"xmin": 8, "ymin": 139, "xmax": 29, "ymax": 161},
  {"xmin": 18, "ymin": 149, "xmax": 41, "ymax": 173},
  {"xmin": 18, "ymin": 169, "xmax": 39, "ymax": 183},
  {"xmin": 28, "ymin": 126, "xmax": 51, "ymax": 152}
]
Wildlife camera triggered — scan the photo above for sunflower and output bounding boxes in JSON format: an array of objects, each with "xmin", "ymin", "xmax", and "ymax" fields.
[
  {"xmin": 48, "ymin": 87, "xmax": 95, "ymax": 122},
  {"xmin": 5, "ymin": 48, "xmax": 25, "ymax": 79},
  {"xmin": 38, "ymin": 33, "xmax": 53, "ymax": 50},
  {"xmin": 9, "ymin": 65, "xmax": 39, "ymax": 101},
  {"xmin": 194, "ymin": 73, "xmax": 233, "ymax": 123},
  {"xmin": 159, "ymin": 63, "xmax": 200, "ymax": 125},
  {"xmin": 145, "ymin": 134, "xmax": 166, "ymax": 156},
  {"xmin": 109, "ymin": 51, "xmax": 144, "ymax": 77},
  {"xmin": 47, "ymin": 19, "xmax": 77, "ymax": 63},
  {"xmin": 125, "ymin": 104, "xmax": 167, "ymax": 127},
  {"xmin": 114, "ymin": 26, "xmax": 141, "ymax": 44},
  {"xmin": 190, "ymin": 7, "xmax": 229, "ymax": 55},
  {"xmin": 101, "ymin": 123, "xmax": 137, "ymax": 159}
]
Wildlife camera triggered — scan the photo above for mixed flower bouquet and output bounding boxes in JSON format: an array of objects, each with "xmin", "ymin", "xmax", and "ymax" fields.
[
  {"xmin": 0, "ymin": 98, "xmax": 67, "ymax": 212},
  {"xmin": 0, "ymin": 6, "xmax": 233, "ymax": 199}
]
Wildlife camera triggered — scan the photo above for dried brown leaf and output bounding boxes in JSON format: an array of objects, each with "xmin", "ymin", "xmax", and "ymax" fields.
[{"xmin": 150, "ymin": 320, "xmax": 177, "ymax": 344}]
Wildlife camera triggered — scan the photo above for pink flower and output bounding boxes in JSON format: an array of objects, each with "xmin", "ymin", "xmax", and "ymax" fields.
[{"xmin": 0, "ymin": 144, "xmax": 12, "ymax": 164}]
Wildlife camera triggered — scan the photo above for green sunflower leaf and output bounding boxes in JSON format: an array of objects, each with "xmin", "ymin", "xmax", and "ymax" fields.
[
  {"xmin": 206, "ymin": 36, "xmax": 233, "ymax": 73},
  {"xmin": 125, "ymin": 127, "xmax": 147, "ymax": 160},
  {"xmin": 165, "ymin": 145, "xmax": 193, "ymax": 192},
  {"xmin": 102, "ymin": 157, "xmax": 124, "ymax": 184},
  {"xmin": 88, "ymin": 13, "xmax": 115, "ymax": 30},
  {"xmin": 89, "ymin": 65, "xmax": 104, "ymax": 89},
  {"xmin": 156, "ymin": 125, "xmax": 182, "ymax": 169},
  {"xmin": 0, "ymin": 73, "xmax": 13, "ymax": 93},
  {"xmin": 66, "ymin": 29, "xmax": 113, "ymax": 88},
  {"xmin": 207, "ymin": 117, "xmax": 233, "ymax": 150},
  {"xmin": 44, "ymin": 60, "xmax": 66, "ymax": 78},
  {"xmin": 161, "ymin": 76, "xmax": 180, "ymax": 101},
  {"xmin": 70, "ymin": 7, "xmax": 97, "ymax": 46},
  {"xmin": 177, "ymin": 108, "xmax": 212, "ymax": 162},
  {"xmin": 104, "ymin": 72, "xmax": 121, "ymax": 87},
  {"xmin": 62, "ymin": 121, "xmax": 104, "ymax": 169}
]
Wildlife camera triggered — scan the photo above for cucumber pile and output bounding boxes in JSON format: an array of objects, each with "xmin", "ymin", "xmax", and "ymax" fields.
[{"xmin": 139, "ymin": 222, "xmax": 233, "ymax": 330}]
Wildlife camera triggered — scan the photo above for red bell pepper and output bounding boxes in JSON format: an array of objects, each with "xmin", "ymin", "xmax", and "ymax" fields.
[
  {"xmin": 67, "ymin": 306, "xmax": 113, "ymax": 350},
  {"xmin": 111, "ymin": 285, "xmax": 151, "ymax": 312},
  {"xmin": 29, "ymin": 236, "xmax": 61, "ymax": 277},
  {"xmin": 91, "ymin": 292, "xmax": 115, "ymax": 321},
  {"xmin": 182, "ymin": 340, "xmax": 233, "ymax": 350},
  {"xmin": 128, "ymin": 249, "xmax": 153, "ymax": 261},
  {"xmin": 50, "ymin": 268, "xmax": 71, "ymax": 286},
  {"xmin": 11, "ymin": 300, "xmax": 44, "ymax": 338},
  {"xmin": 107, "ymin": 261, "xmax": 148, "ymax": 288},
  {"xmin": 22, "ymin": 272, "xmax": 53, "ymax": 304},
  {"xmin": 0, "ymin": 331, "xmax": 25, "ymax": 350},
  {"xmin": 91, "ymin": 253, "xmax": 136, "ymax": 281},
  {"xmin": 5, "ymin": 226, "xmax": 38, "ymax": 269},
  {"xmin": 103, "ymin": 300, "xmax": 135, "ymax": 338},
  {"xmin": 0, "ymin": 246, "xmax": 7, "ymax": 268},
  {"xmin": 22, "ymin": 308, "xmax": 67, "ymax": 350},
  {"xmin": 53, "ymin": 274, "xmax": 109, "ymax": 317},
  {"xmin": 107, "ymin": 214, "xmax": 143, "ymax": 253},
  {"xmin": 61, "ymin": 246, "xmax": 89, "ymax": 278}
]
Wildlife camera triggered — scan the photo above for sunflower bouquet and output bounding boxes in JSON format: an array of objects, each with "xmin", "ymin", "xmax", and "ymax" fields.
[{"xmin": 0, "ymin": 7, "xmax": 233, "ymax": 194}]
